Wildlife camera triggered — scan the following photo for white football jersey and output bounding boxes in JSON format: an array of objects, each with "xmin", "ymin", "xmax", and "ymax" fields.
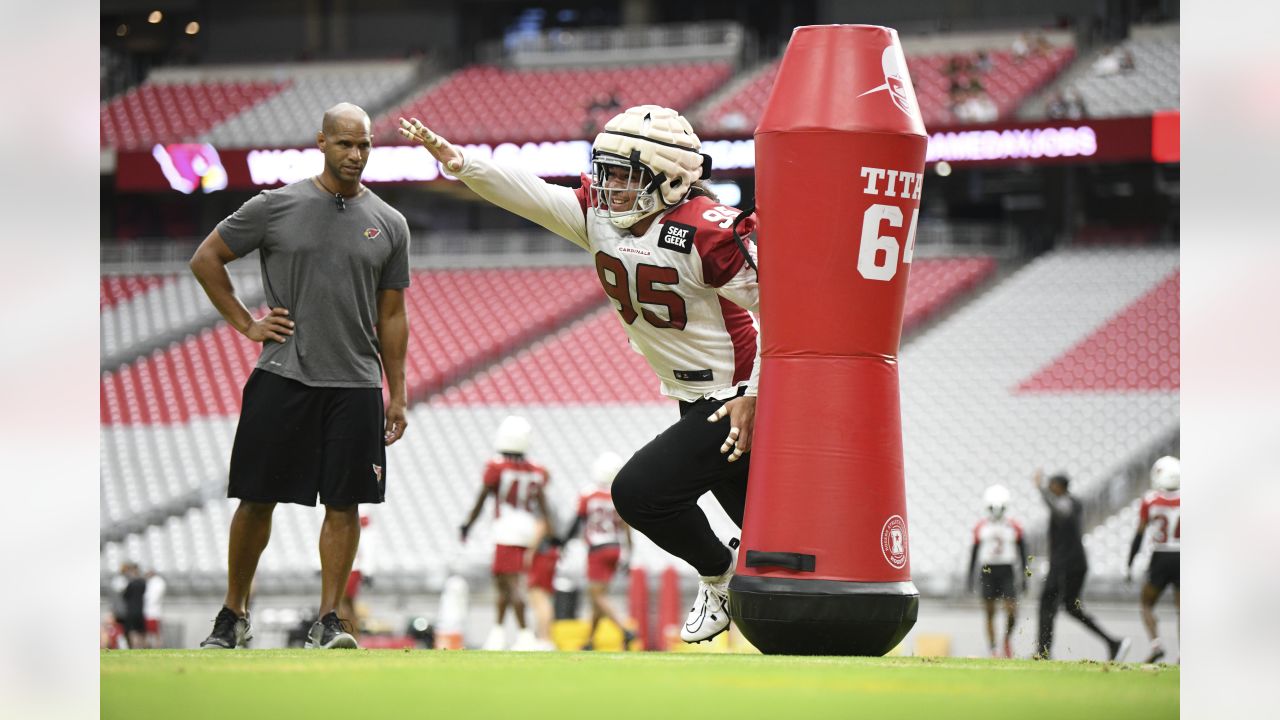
[
  {"xmin": 454, "ymin": 155, "xmax": 760, "ymax": 402},
  {"xmin": 1139, "ymin": 490, "xmax": 1180, "ymax": 552},
  {"xmin": 973, "ymin": 517, "xmax": 1023, "ymax": 566}
]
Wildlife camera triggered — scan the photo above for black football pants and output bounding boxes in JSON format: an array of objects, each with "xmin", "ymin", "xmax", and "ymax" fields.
[
  {"xmin": 610, "ymin": 394, "xmax": 749, "ymax": 578},
  {"xmin": 1037, "ymin": 562, "xmax": 1116, "ymax": 657}
]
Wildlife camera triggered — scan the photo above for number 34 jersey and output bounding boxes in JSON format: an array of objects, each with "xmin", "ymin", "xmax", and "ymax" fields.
[{"xmin": 453, "ymin": 155, "xmax": 760, "ymax": 402}]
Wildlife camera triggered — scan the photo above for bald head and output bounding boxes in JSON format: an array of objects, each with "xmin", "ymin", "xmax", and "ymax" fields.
[{"xmin": 321, "ymin": 103, "xmax": 371, "ymax": 136}]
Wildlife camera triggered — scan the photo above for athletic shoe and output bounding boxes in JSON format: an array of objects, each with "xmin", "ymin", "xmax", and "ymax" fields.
[
  {"xmin": 199, "ymin": 607, "xmax": 251, "ymax": 649},
  {"xmin": 511, "ymin": 629, "xmax": 540, "ymax": 651},
  {"xmin": 1108, "ymin": 637, "xmax": 1131, "ymax": 662},
  {"xmin": 622, "ymin": 629, "xmax": 637, "ymax": 651},
  {"xmin": 305, "ymin": 612, "xmax": 358, "ymax": 649},
  {"xmin": 681, "ymin": 538, "xmax": 739, "ymax": 644},
  {"xmin": 1145, "ymin": 643, "xmax": 1166, "ymax": 663},
  {"xmin": 580, "ymin": 640, "xmax": 595, "ymax": 651},
  {"xmin": 482, "ymin": 626, "xmax": 507, "ymax": 651}
]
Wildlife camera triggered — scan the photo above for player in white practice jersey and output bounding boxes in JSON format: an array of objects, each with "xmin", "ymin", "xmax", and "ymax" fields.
[
  {"xmin": 968, "ymin": 485, "xmax": 1028, "ymax": 658},
  {"xmin": 563, "ymin": 452, "xmax": 637, "ymax": 650},
  {"xmin": 1127, "ymin": 455, "xmax": 1181, "ymax": 663},
  {"xmin": 401, "ymin": 106, "xmax": 758, "ymax": 644},
  {"xmin": 461, "ymin": 416, "xmax": 551, "ymax": 650}
]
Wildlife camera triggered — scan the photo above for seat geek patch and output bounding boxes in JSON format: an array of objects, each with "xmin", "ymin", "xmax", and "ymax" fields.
[{"xmin": 658, "ymin": 221, "xmax": 696, "ymax": 254}]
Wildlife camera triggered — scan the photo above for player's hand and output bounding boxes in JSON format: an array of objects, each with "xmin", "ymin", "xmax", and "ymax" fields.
[
  {"xmin": 707, "ymin": 395, "xmax": 756, "ymax": 463},
  {"xmin": 384, "ymin": 399, "xmax": 408, "ymax": 446},
  {"xmin": 244, "ymin": 307, "xmax": 294, "ymax": 343},
  {"xmin": 398, "ymin": 117, "xmax": 464, "ymax": 173},
  {"xmin": 1032, "ymin": 468, "xmax": 1044, "ymax": 489}
]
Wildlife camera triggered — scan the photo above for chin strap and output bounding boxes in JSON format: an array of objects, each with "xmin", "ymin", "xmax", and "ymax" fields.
[{"xmin": 731, "ymin": 202, "xmax": 758, "ymax": 273}]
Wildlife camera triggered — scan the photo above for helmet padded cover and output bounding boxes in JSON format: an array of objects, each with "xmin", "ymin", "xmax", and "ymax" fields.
[{"xmin": 593, "ymin": 105, "xmax": 706, "ymax": 206}]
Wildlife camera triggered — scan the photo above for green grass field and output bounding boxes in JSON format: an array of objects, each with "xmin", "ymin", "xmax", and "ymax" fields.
[{"xmin": 102, "ymin": 650, "xmax": 1178, "ymax": 719}]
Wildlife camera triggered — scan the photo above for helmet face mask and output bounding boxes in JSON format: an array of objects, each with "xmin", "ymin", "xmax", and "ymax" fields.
[{"xmin": 589, "ymin": 153, "xmax": 660, "ymax": 229}]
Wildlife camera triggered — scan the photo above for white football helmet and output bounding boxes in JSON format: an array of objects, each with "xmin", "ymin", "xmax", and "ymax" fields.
[
  {"xmin": 590, "ymin": 451, "xmax": 625, "ymax": 489},
  {"xmin": 983, "ymin": 484, "xmax": 1010, "ymax": 520},
  {"xmin": 589, "ymin": 105, "xmax": 711, "ymax": 229},
  {"xmin": 1150, "ymin": 455, "xmax": 1180, "ymax": 491},
  {"xmin": 494, "ymin": 415, "xmax": 532, "ymax": 455}
]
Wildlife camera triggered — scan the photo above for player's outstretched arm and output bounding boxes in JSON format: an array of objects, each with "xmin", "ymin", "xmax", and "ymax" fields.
[
  {"xmin": 398, "ymin": 117, "xmax": 589, "ymax": 248},
  {"xmin": 398, "ymin": 118, "xmax": 463, "ymax": 173}
]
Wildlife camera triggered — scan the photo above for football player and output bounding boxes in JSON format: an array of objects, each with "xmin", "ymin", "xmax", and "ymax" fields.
[
  {"xmin": 968, "ymin": 485, "xmax": 1027, "ymax": 658},
  {"xmin": 564, "ymin": 452, "xmax": 637, "ymax": 651},
  {"xmin": 460, "ymin": 415, "xmax": 551, "ymax": 651},
  {"xmin": 1127, "ymin": 455, "xmax": 1180, "ymax": 663},
  {"xmin": 402, "ymin": 105, "xmax": 759, "ymax": 645}
]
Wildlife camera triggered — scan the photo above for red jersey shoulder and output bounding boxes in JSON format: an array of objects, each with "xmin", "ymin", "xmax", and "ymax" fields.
[
  {"xmin": 972, "ymin": 518, "xmax": 986, "ymax": 541},
  {"xmin": 1010, "ymin": 518, "xmax": 1024, "ymax": 537},
  {"xmin": 573, "ymin": 173, "xmax": 592, "ymax": 217},
  {"xmin": 660, "ymin": 197, "xmax": 757, "ymax": 287},
  {"xmin": 482, "ymin": 460, "xmax": 502, "ymax": 488}
]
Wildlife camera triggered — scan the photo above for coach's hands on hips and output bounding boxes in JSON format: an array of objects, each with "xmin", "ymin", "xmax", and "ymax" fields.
[
  {"xmin": 398, "ymin": 117, "xmax": 464, "ymax": 173},
  {"xmin": 384, "ymin": 399, "xmax": 407, "ymax": 446},
  {"xmin": 244, "ymin": 307, "xmax": 294, "ymax": 343},
  {"xmin": 707, "ymin": 396, "xmax": 756, "ymax": 462}
]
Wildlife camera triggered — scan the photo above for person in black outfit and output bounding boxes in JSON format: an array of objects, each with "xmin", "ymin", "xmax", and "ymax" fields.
[
  {"xmin": 1033, "ymin": 470, "xmax": 1130, "ymax": 661},
  {"xmin": 119, "ymin": 562, "xmax": 147, "ymax": 650}
]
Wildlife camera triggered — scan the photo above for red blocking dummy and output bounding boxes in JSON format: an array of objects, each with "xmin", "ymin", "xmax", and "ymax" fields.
[{"xmin": 727, "ymin": 25, "xmax": 926, "ymax": 656}]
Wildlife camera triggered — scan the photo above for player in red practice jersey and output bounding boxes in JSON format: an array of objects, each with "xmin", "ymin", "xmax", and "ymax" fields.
[
  {"xmin": 968, "ymin": 485, "xmax": 1028, "ymax": 658},
  {"xmin": 1128, "ymin": 455, "xmax": 1181, "ymax": 663},
  {"xmin": 564, "ymin": 452, "xmax": 637, "ymax": 650},
  {"xmin": 461, "ymin": 416, "xmax": 551, "ymax": 651},
  {"xmin": 402, "ymin": 106, "xmax": 759, "ymax": 645}
]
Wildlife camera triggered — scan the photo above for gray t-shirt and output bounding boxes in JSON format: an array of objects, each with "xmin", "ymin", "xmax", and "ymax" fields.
[{"xmin": 217, "ymin": 179, "xmax": 411, "ymax": 387}]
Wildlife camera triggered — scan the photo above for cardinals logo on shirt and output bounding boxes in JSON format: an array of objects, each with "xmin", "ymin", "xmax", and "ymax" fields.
[{"xmin": 364, "ymin": 228, "xmax": 381, "ymax": 240}]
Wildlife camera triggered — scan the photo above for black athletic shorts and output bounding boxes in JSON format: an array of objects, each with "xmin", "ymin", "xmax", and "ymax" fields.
[
  {"xmin": 980, "ymin": 564, "xmax": 1017, "ymax": 600},
  {"xmin": 1147, "ymin": 550, "xmax": 1180, "ymax": 592},
  {"xmin": 228, "ymin": 369, "xmax": 387, "ymax": 506}
]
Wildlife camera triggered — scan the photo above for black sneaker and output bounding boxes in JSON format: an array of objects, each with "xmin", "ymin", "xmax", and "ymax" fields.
[
  {"xmin": 1145, "ymin": 646, "xmax": 1166, "ymax": 663},
  {"xmin": 305, "ymin": 612, "xmax": 358, "ymax": 649},
  {"xmin": 622, "ymin": 629, "xmax": 637, "ymax": 651},
  {"xmin": 200, "ymin": 607, "xmax": 252, "ymax": 649}
]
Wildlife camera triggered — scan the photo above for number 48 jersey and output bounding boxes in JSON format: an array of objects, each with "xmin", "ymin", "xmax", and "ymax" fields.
[{"xmin": 452, "ymin": 155, "xmax": 760, "ymax": 402}]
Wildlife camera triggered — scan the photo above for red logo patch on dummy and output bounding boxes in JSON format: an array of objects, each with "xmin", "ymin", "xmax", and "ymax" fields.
[
  {"xmin": 363, "ymin": 228, "xmax": 380, "ymax": 239},
  {"xmin": 880, "ymin": 514, "xmax": 908, "ymax": 569}
]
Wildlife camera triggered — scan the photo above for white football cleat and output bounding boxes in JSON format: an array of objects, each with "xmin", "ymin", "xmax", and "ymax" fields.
[
  {"xmin": 482, "ymin": 626, "xmax": 507, "ymax": 651},
  {"xmin": 681, "ymin": 538, "xmax": 739, "ymax": 644},
  {"xmin": 511, "ymin": 629, "xmax": 540, "ymax": 651}
]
